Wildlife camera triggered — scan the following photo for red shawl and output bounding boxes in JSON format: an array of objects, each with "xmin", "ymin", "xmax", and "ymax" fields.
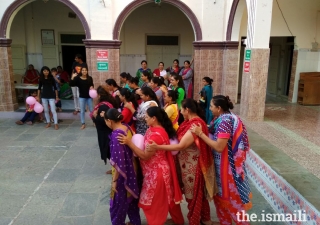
[
  {"xmin": 89, "ymin": 101, "xmax": 113, "ymax": 119},
  {"xmin": 177, "ymin": 117, "xmax": 217, "ymax": 222},
  {"xmin": 177, "ymin": 117, "xmax": 217, "ymax": 198}
]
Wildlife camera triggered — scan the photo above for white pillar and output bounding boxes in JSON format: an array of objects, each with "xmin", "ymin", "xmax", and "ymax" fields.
[{"xmin": 240, "ymin": 0, "xmax": 273, "ymax": 121}]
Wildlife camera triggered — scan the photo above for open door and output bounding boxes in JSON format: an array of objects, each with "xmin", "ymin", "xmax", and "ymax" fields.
[{"xmin": 267, "ymin": 45, "xmax": 281, "ymax": 95}]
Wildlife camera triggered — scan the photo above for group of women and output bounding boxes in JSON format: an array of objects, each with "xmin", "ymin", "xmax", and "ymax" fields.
[{"xmin": 36, "ymin": 59, "xmax": 252, "ymax": 225}]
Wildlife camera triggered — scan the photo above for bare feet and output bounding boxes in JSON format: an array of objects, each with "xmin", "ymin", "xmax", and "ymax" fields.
[
  {"xmin": 73, "ymin": 110, "xmax": 78, "ymax": 115},
  {"xmin": 54, "ymin": 124, "xmax": 59, "ymax": 130},
  {"xmin": 80, "ymin": 124, "xmax": 86, "ymax": 130},
  {"xmin": 106, "ymin": 170, "xmax": 112, "ymax": 175},
  {"xmin": 45, "ymin": 123, "xmax": 51, "ymax": 128}
]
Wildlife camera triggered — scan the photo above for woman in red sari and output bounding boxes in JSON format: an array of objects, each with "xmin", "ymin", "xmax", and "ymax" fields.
[
  {"xmin": 149, "ymin": 98, "xmax": 217, "ymax": 225},
  {"xmin": 24, "ymin": 64, "xmax": 39, "ymax": 84},
  {"xmin": 117, "ymin": 106, "xmax": 184, "ymax": 225}
]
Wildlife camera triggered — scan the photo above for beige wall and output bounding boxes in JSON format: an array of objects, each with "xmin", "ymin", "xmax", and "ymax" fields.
[
  {"xmin": 10, "ymin": 0, "xmax": 85, "ymax": 70},
  {"xmin": 119, "ymin": 3, "xmax": 194, "ymax": 55},
  {"xmin": 239, "ymin": 0, "xmax": 320, "ymax": 49}
]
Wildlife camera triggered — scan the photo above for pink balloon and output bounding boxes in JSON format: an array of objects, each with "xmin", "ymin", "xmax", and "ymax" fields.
[
  {"xmin": 26, "ymin": 96, "xmax": 36, "ymax": 105},
  {"xmin": 34, "ymin": 102, "xmax": 43, "ymax": 113},
  {"xmin": 132, "ymin": 134, "xmax": 145, "ymax": 157},
  {"xmin": 170, "ymin": 138, "xmax": 179, "ymax": 155},
  {"xmin": 89, "ymin": 89, "xmax": 98, "ymax": 98},
  {"xmin": 170, "ymin": 138, "xmax": 179, "ymax": 145}
]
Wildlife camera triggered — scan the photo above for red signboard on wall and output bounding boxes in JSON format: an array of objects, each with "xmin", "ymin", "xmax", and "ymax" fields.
[
  {"xmin": 96, "ymin": 50, "xmax": 109, "ymax": 60},
  {"xmin": 244, "ymin": 61, "xmax": 250, "ymax": 73}
]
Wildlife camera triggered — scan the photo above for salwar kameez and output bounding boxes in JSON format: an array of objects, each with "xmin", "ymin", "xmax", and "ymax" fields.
[
  {"xmin": 139, "ymin": 126, "xmax": 184, "ymax": 225},
  {"xmin": 179, "ymin": 68, "xmax": 193, "ymax": 98},
  {"xmin": 210, "ymin": 113, "xmax": 252, "ymax": 225},
  {"xmin": 177, "ymin": 118, "xmax": 217, "ymax": 225}
]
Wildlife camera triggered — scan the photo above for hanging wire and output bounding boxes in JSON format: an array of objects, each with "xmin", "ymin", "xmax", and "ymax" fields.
[{"xmin": 275, "ymin": 0, "xmax": 294, "ymax": 37}]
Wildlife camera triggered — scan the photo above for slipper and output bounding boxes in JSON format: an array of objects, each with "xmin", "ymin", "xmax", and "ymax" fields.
[{"xmin": 106, "ymin": 170, "xmax": 112, "ymax": 175}]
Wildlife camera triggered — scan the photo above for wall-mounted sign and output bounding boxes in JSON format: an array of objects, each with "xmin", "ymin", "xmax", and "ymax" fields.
[
  {"xmin": 97, "ymin": 62, "xmax": 109, "ymax": 71},
  {"xmin": 244, "ymin": 61, "xmax": 250, "ymax": 73},
  {"xmin": 245, "ymin": 49, "xmax": 251, "ymax": 61},
  {"xmin": 41, "ymin": 29, "xmax": 55, "ymax": 45},
  {"xmin": 96, "ymin": 50, "xmax": 109, "ymax": 60}
]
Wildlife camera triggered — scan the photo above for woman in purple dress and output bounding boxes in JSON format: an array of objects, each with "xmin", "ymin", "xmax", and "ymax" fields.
[{"xmin": 103, "ymin": 108, "xmax": 141, "ymax": 225}]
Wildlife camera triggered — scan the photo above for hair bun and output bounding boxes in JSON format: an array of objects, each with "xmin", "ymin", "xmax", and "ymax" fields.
[{"xmin": 225, "ymin": 96, "xmax": 234, "ymax": 109}]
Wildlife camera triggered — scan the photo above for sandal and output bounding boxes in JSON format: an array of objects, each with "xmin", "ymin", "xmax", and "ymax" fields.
[
  {"xmin": 73, "ymin": 110, "xmax": 78, "ymax": 115},
  {"xmin": 54, "ymin": 124, "xmax": 59, "ymax": 130},
  {"xmin": 80, "ymin": 124, "xmax": 86, "ymax": 130},
  {"xmin": 15, "ymin": 120, "xmax": 23, "ymax": 125},
  {"xmin": 45, "ymin": 123, "xmax": 51, "ymax": 128},
  {"xmin": 106, "ymin": 170, "xmax": 112, "ymax": 175}
]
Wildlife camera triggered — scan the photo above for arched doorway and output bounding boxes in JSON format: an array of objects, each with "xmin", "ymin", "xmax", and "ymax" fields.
[
  {"xmin": 112, "ymin": 0, "xmax": 203, "ymax": 98},
  {"xmin": 0, "ymin": 0, "xmax": 90, "ymax": 111},
  {"xmin": 113, "ymin": 0, "xmax": 202, "ymax": 41}
]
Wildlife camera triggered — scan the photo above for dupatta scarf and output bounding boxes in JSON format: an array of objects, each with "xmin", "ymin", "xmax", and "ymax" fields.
[
  {"xmin": 89, "ymin": 101, "xmax": 113, "ymax": 119},
  {"xmin": 148, "ymin": 126, "xmax": 183, "ymax": 205},
  {"xmin": 209, "ymin": 113, "xmax": 252, "ymax": 209},
  {"xmin": 177, "ymin": 117, "xmax": 217, "ymax": 198}
]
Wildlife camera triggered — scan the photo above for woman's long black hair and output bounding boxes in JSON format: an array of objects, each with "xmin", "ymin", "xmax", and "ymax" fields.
[
  {"xmin": 119, "ymin": 88, "xmax": 139, "ymax": 109},
  {"xmin": 167, "ymin": 90, "xmax": 178, "ymax": 103},
  {"xmin": 39, "ymin": 66, "xmax": 53, "ymax": 82},
  {"xmin": 97, "ymin": 85, "xmax": 117, "ymax": 108},
  {"xmin": 105, "ymin": 79, "xmax": 121, "ymax": 90},
  {"xmin": 181, "ymin": 98, "xmax": 206, "ymax": 122},
  {"xmin": 146, "ymin": 107, "xmax": 176, "ymax": 139},
  {"xmin": 141, "ymin": 87, "xmax": 160, "ymax": 106},
  {"xmin": 171, "ymin": 73, "xmax": 185, "ymax": 90},
  {"xmin": 151, "ymin": 76, "xmax": 165, "ymax": 87}
]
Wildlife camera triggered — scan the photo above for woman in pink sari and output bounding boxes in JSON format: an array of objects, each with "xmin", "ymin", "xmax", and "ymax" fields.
[
  {"xmin": 117, "ymin": 106, "xmax": 184, "ymax": 225},
  {"xmin": 179, "ymin": 60, "xmax": 193, "ymax": 98}
]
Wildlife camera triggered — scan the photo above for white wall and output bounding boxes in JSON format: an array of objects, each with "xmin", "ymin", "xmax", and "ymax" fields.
[
  {"xmin": 10, "ymin": 0, "xmax": 85, "ymax": 70},
  {"xmin": 239, "ymin": 0, "xmax": 320, "ymax": 49},
  {"xmin": 119, "ymin": 3, "xmax": 194, "ymax": 55},
  {"xmin": 292, "ymin": 50, "xmax": 320, "ymax": 102},
  {"xmin": 1, "ymin": 0, "xmax": 237, "ymax": 41}
]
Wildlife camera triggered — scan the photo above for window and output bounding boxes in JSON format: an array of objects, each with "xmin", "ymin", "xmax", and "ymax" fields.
[{"xmin": 147, "ymin": 36, "xmax": 178, "ymax": 45}]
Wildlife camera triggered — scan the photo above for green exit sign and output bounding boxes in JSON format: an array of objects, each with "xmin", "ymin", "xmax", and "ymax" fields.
[
  {"xmin": 245, "ymin": 49, "xmax": 251, "ymax": 61},
  {"xmin": 155, "ymin": 0, "xmax": 161, "ymax": 3},
  {"xmin": 97, "ymin": 62, "xmax": 109, "ymax": 71}
]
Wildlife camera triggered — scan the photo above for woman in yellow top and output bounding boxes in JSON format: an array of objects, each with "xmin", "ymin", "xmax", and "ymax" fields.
[{"xmin": 164, "ymin": 90, "xmax": 179, "ymax": 130}]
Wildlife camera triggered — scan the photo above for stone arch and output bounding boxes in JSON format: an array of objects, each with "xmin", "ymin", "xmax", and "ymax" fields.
[
  {"xmin": 0, "ymin": 0, "xmax": 91, "ymax": 39},
  {"xmin": 113, "ymin": 0, "xmax": 202, "ymax": 41},
  {"xmin": 226, "ymin": 0, "xmax": 247, "ymax": 41}
]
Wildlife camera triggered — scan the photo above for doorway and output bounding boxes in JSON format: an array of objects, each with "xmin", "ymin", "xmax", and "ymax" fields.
[
  {"xmin": 61, "ymin": 45, "xmax": 86, "ymax": 75},
  {"xmin": 238, "ymin": 36, "xmax": 294, "ymax": 100}
]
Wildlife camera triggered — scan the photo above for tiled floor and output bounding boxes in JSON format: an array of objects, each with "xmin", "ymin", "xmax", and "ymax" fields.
[
  {"xmin": 4, "ymin": 95, "xmax": 320, "ymax": 223},
  {"xmin": 234, "ymin": 99, "xmax": 320, "ymax": 212},
  {"xmin": 0, "ymin": 119, "xmax": 283, "ymax": 225}
]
